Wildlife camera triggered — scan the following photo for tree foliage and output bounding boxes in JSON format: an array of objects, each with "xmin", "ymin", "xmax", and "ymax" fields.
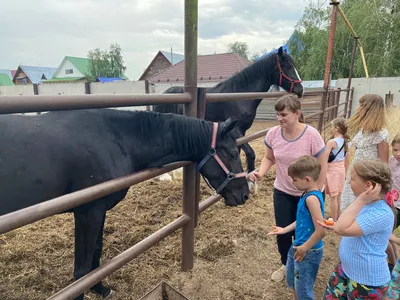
[
  {"xmin": 227, "ymin": 41, "xmax": 250, "ymax": 59},
  {"xmin": 288, "ymin": 0, "xmax": 400, "ymax": 80},
  {"xmin": 87, "ymin": 43, "xmax": 127, "ymax": 82}
]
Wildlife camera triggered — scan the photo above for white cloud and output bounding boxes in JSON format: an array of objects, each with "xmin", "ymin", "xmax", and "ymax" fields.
[{"xmin": 0, "ymin": 0, "xmax": 309, "ymax": 79}]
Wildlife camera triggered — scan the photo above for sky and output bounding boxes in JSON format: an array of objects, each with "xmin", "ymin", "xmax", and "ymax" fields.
[{"xmin": 0, "ymin": 0, "xmax": 311, "ymax": 80}]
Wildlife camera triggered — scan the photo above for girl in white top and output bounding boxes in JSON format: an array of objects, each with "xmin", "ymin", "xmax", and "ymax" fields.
[{"xmin": 325, "ymin": 117, "xmax": 350, "ymax": 221}]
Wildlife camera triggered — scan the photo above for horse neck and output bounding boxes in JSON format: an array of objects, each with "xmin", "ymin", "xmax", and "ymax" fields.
[
  {"xmin": 128, "ymin": 113, "xmax": 213, "ymax": 168},
  {"xmin": 167, "ymin": 116, "xmax": 213, "ymax": 161},
  {"xmin": 211, "ymin": 55, "xmax": 277, "ymax": 94}
]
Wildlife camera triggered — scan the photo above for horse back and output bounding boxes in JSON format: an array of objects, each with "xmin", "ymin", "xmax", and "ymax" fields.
[{"xmin": 0, "ymin": 111, "xmax": 132, "ymax": 215}]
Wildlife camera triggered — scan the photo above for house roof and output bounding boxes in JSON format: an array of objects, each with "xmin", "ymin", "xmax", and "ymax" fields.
[
  {"xmin": 96, "ymin": 77, "xmax": 123, "ymax": 82},
  {"xmin": 149, "ymin": 52, "xmax": 251, "ymax": 84},
  {"xmin": 160, "ymin": 51, "xmax": 184, "ymax": 65},
  {"xmin": 10, "ymin": 70, "xmax": 17, "ymax": 78},
  {"xmin": 14, "ymin": 65, "xmax": 57, "ymax": 84},
  {"xmin": 65, "ymin": 56, "xmax": 90, "ymax": 75},
  {"xmin": 0, "ymin": 69, "xmax": 12, "ymax": 79},
  {"xmin": 0, "ymin": 74, "xmax": 15, "ymax": 86},
  {"xmin": 42, "ymin": 77, "xmax": 85, "ymax": 83},
  {"xmin": 138, "ymin": 50, "xmax": 185, "ymax": 80}
]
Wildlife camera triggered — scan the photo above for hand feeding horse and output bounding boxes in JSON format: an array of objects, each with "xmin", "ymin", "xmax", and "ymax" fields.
[
  {"xmin": 0, "ymin": 109, "xmax": 249, "ymax": 300},
  {"xmin": 152, "ymin": 46, "xmax": 303, "ymax": 193}
]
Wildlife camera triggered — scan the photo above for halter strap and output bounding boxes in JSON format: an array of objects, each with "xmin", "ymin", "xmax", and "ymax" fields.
[
  {"xmin": 197, "ymin": 122, "xmax": 247, "ymax": 194},
  {"xmin": 277, "ymin": 56, "xmax": 302, "ymax": 93}
]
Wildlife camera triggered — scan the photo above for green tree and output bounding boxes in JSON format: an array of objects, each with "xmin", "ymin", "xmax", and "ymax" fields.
[
  {"xmin": 227, "ymin": 41, "xmax": 250, "ymax": 59},
  {"xmin": 288, "ymin": 0, "xmax": 400, "ymax": 79},
  {"xmin": 87, "ymin": 43, "xmax": 127, "ymax": 82},
  {"xmin": 250, "ymin": 48, "xmax": 269, "ymax": 61}
]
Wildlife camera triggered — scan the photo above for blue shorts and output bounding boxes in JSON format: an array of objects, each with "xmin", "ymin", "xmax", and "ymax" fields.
[{"xmin": 286, "ymin": 244, "xmax": 323, "ymax": 300}]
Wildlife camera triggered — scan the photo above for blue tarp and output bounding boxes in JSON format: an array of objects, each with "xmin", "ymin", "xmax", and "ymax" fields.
[{"xmin": 97, "ymin": 77, "xmax": 123, "ymax": 82}]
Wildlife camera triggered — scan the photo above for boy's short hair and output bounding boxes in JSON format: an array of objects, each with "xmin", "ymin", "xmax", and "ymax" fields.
[{"xmin": 288, "ymin": 155, "xmax": 321, "ymax": 181}]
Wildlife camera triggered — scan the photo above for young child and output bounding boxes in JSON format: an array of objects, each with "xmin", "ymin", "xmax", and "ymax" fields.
[
  {"xmin": 389, "ymin": 134, "xmax": 400, "ymax": 227},
  {"xmin": 268, "ymin": 155, "xmax": 325, "ymax": 300},
  {"xmin": 386, "ymin": 134, "xmax": 400, "ymax": 299},
  {"xmin": 325, "ymin": 117, "xmax": 350, "ymax": 221},
  {"xmin": 318, "ymin": 160, "xmax": 394, "ymax": 299},
  {"xmin": 387, "ymin": 238, "xmax": 400, "ymax": 299}
]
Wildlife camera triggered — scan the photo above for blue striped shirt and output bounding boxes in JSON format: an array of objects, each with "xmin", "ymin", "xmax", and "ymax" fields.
[{"xmin": 339, "ymin": 200, "xmax": 394, "ymax": 286}]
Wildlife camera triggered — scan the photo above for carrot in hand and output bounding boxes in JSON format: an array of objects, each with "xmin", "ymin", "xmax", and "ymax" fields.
[{"xmin": 325, "ymin": 218, "xmax": 335, "ymax": 226}]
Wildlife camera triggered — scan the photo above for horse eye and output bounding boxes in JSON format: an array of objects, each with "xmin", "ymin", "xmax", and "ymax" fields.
[{"xmin": 231, "ymin": 152, "xmax": 239, "ymax": 159}]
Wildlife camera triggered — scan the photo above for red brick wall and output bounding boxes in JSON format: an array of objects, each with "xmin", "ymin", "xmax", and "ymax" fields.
[{"xmin": 141, "ymin": 53, "xmax": 172, "ymax": 80}]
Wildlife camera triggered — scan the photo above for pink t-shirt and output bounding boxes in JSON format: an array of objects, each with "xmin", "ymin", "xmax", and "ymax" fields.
[
  {"xmin": 389, "ymin": 156, "xmax": 400, "ymax": 209},
  {"xmin": 265, "ymin": 125, "xmax": 326, "ymax": 196}
]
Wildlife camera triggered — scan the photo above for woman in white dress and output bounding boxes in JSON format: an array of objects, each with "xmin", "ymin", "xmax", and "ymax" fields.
[
  {"xmin": 341, "ymin": 94, "xmax": 389, "ymax": 210},
  {"xmin": 340, "ymin": 93, "xmax": 395, "ymax": 269}
]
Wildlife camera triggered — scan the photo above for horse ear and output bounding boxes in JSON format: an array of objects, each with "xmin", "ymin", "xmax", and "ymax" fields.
[
  {"xmin": 278, "ymin": 46, "xmax": 283, "ymax": 57},
  {"xmin": 221, "ymin": 117, "xmax": 239, "ymax": 137}
]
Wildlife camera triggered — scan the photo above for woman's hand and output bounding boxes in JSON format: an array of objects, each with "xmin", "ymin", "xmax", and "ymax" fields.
[{"xmin": 247, "ymin": 171, "xmax": 262, "ymax": 182}]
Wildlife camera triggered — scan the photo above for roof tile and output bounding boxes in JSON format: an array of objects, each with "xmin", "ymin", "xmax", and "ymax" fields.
[{"xmin": 149, "ymin": 53, "xmax": 251, "ymax": 84}]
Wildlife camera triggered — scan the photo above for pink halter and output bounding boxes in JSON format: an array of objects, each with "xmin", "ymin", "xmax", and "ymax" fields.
[{"xmin": 197, "ymin": 122, "xmax": 247, "ymax": 194}]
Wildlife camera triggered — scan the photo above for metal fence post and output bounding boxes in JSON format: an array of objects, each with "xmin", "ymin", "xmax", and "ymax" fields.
[
  {"xmin": 194, "ymin": 88, "xmax": 207, "ymax": 228},
  {"xmin": 344, "ymin": 37, "xmax": 358, "ymax": 119},
  {"xmin": 347, "ymin": 87, "xmax": 355, "ymax": 118},
  {"xmin": 182, "ymin": 0, "xmax": 198, "ymax": 272},
  {"xmin": 335, "ymin": 88, "xmax": 341, "ymax": 118}
]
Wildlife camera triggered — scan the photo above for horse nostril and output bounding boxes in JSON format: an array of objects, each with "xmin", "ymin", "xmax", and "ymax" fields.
[{"xmin": 243, "ymin": 193, "xmax": 249, "ymax": 201}]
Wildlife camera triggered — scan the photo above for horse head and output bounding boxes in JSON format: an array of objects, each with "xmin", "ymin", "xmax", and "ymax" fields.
[
  {"xmin": 275, "ymin": 46, "xmax": 303, "ymax": 98},
  {"xmin": 197, "ymin": 118, "xmax": 249, "ymax": 206}
]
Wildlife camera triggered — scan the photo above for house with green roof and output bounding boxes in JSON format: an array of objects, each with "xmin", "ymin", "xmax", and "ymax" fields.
[
  {"xmin": 44, "ymin": 56, "xmax": 129, "ymax": 83},
  {"xmin": 0, "ymin": 73, "xmax": 15, "ymax": 86},
  {"xmin": 44, "ymin": 56, "xmax": 90, "ymax": 83}
]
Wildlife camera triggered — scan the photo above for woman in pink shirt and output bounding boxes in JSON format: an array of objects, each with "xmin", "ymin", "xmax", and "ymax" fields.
[{"xmin": 249, "ymin": 94, "xmax": 328, "ymax": 282}]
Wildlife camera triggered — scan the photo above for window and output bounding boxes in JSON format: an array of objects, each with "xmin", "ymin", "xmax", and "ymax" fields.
[{"xmin": 65, "ymin": 69, "xmax": 73, "ymax": 75}]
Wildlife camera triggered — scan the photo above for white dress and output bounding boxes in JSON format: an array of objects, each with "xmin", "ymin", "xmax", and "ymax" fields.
[{"xmin": 340, "ymin": 128, "xmax": 390, "ymax": 210}]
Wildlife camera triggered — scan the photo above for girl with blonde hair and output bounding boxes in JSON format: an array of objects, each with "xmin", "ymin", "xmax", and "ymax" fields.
[
  {"xmin": 341, "ymin": 94, "xmax": 389, "ymax": 210},
  {"xmin": 325, "ymin": 117, "xmax": 351, "ymax": 221}
]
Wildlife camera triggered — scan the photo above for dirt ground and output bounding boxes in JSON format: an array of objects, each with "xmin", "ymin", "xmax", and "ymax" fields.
[{"xmin": 0, "ymin": 120, "xmax": 343, "ymax": 300}]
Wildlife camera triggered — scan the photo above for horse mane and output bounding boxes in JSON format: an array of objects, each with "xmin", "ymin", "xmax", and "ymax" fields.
[
  {"xmin": 211, "ymin": 52, "xmax": 278, "ymax": 92},
  {"xmin": 106, "ymin": 110, "xmax": 213, "ymax": 156}
]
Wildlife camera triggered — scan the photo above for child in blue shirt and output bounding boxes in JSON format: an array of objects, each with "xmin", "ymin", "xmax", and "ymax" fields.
[{"xmin": 268, "ymin": 155, "xmax": 325, "ymax": 300}]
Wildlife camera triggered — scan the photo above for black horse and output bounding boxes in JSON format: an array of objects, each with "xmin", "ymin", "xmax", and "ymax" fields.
[
  {"xmin": 153, "ymin": 46, "xmax": 303, "ymax": 172},
  {"xmin": 0, "ymin": 109, "xmax": 249, "ymax": 299}
]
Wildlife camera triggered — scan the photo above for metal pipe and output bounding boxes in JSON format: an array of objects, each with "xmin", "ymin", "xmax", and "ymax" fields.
[
  {"xmin": 324, "ymin": 105, "xmax": 339, "ymax": 112},
  {"xmin": 195, "ymin": 88, "xmax": 207, "ymax": 227},
  {"xmin": 306, "ymin": 110, "xmax": 324, "ymax": 121},
  {"xmin": 324, "ymin": 2, "xmax": 339, "ymax": 91},
  {"xmin": 335, "ymin": 88, "xmax": 341, "ymax": 118},
  {"xmin": 237, "ymin": 128, "xmax": 271, "ymax": 146},
  {"xmin": 0, "ymin": 93, "xmax": 192, "ymax": 114},
  {"xmin": 0, "ymin": 161, "xmax": 190, "ymax": 235},
  {"xmin": 344, "ymin": 37, "xmax": 358, "ymax": 118},
  {"xmin": 206, "ymin": 89, "xmax": 326, "ymax": 103},
  {"xmin": 48, "ymin": 214, "xmax": 190, "ymax": 300},
  {"xmin": 331, "ymin": 0, "xmax": 369, "ymax": 78},
  {"xmin": 199, "ymin": 195, "xmax": 223, "ymax": 213},
  {"xmin": 318, "ymin": 1, "xmax": 339, "ymax": 132},
  {"xmin": 347, "ymin": 87, "xmax": 355, "ymax": 118},
  {"xmin": 181, "ymin": 0, "xmax": 198, "ymax": 272}
]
